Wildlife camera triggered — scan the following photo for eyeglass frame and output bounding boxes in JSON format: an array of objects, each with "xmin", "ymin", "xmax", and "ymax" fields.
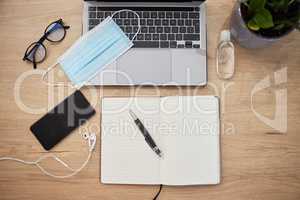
[{"xmin": 23, "ymin": 19, "xmax": 70, "ymax": 69}]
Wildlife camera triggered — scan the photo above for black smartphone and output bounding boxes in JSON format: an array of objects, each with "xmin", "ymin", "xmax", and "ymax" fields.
[{"xmin": 30, "ymin": 90, "xmax": 96, "ymax": 150}]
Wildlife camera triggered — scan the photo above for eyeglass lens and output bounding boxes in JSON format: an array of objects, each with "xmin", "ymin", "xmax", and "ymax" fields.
[
  {"xmin": 26, "ymin": 42, "xmax": 46, "ymax": 63},
  {"xmin": 45, "ymin": 22, "xmax": 66, "ymax": 42}
]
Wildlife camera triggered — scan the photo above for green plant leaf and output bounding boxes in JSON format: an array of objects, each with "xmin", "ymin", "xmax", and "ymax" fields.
[
  {"xmin": 247, "ymin": 19, "xmax": 260, "ymax": 30},
  {"xmin": 253, "ymin": 8, "xmax": 274, "ymax": 28},
  {"xmin": 249, "ymin": 0, "xmax": 266, "ymax": 11}
]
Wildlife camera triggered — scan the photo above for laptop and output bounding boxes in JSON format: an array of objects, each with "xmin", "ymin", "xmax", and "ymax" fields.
[{"xmin": 83, "ymin": 0, "xmax": 207, "ymax": 86}]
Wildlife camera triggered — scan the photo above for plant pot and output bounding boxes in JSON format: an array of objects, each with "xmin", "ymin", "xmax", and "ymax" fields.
[{"xmin": 230, "ymin": 1, "xmax": 294, "ymax": 49}]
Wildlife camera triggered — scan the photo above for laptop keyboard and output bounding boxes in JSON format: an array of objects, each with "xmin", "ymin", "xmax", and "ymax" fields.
[{"xmin": 88, "ymin": 7, "xmax": 201, "ymax": 48}]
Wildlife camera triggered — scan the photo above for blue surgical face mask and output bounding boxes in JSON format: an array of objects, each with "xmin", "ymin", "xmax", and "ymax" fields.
[{"xmin": 43, "ymin": 10, "xmax": 140, "ymax": 88}]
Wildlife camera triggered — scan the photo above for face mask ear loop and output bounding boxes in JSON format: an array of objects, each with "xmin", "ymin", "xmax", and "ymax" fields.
[
  {"xmin": 111, "ymin": 9, "xmax": 141, "ymax": 41},
  {"xmin": 42, "ymin": 62, "xmax": 74, "ymax": 88}
]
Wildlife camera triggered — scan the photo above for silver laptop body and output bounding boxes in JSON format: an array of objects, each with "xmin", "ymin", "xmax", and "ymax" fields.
[{"xmin": 82, "ymin": 0, "xmax": 207, "ymax": 86}]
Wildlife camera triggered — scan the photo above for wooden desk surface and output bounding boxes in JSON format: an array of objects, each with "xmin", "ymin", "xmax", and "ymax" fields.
[{"xmin": 0, "ymin": 0, "xmax": 299, "ymax": 199}]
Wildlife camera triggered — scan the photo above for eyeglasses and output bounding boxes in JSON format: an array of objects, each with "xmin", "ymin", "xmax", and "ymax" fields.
[{"xmin": 23, "ymin": 19, "xmax": 70, "ymax": 69}]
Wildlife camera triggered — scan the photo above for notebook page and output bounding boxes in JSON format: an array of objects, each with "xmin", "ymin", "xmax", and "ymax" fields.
[
  {"xmin": 160, "ymin": 96, "xmax": 220, "ymax": 185},
  {"xmin": 101, "ymin": 97, "xmax": 163, "ymax": 184}
]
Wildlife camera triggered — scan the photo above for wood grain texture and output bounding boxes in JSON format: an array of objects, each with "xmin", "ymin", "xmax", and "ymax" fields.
[{"xmin": 0, "ymin": 0, "xmax": 300, "ymax": 199}]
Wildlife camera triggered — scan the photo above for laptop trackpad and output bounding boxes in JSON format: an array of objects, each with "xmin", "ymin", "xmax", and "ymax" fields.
[{"xmin": 116, "ymin": 49, "xmax": 171, "ymax": 85}]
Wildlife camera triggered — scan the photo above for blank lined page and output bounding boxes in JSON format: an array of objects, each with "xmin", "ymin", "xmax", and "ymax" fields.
[{"xmin": 101, "ymin": 97, "xmax": 162, "ymax": 184}]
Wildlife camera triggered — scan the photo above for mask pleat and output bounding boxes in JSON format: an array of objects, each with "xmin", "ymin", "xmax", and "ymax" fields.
[
  {"xmin": 59, "ymin": 18, "xmax": 133, "ymax": 88},
  {"xmin": 71, "ymin": 36, "xmax": 131, "ymax": 83},
  {"xmin": 62, "ymin": 27, "xmax": 116, "ymax": 75},
  {"xmin": 66, "ymin": 34, "xmax": 120, "ymax": 77}
]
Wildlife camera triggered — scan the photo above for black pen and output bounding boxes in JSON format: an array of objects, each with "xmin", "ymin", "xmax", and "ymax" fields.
[{"xmin": 129, "ymin": 110, "xmax": 162, "ymax": 157}]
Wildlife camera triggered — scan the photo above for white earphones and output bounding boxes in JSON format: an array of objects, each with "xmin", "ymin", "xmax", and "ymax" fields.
[
  {"xmin": 0, "ymin": 133, "xmax": 96, "ymax": 179},
  {"xmin": 84, "ymin": 132, "xmax": 97, "ymax": 152}
]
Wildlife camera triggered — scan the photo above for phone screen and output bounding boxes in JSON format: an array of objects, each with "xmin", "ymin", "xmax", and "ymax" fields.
[{"xmin": 30, "ymin": 90, "xmax": 96, "ymax": 150}]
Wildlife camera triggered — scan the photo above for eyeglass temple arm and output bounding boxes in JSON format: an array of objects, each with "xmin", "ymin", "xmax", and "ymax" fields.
[
  {"xmin": 33, "ymin": 61, "xmax": 37, "ymax": 69},
  {"xmin": 64, "ymin": 25, "xmax": 70, "ymax": 29}
]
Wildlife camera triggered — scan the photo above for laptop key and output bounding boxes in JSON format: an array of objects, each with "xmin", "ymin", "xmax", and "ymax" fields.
[
  {"xmin": 185, "ymin": 41, "xmax": 192, "ymax": 48},
  {"xmin": 181, "ymin": 12, "xmax": 188, "ymax": 18},
  {"xmin": 145, "ymin": 34, "xmax": 151, "ymax": 40},
  {"xmin": 149, "ymin": 27, "xmax": 155, "ymax": 33},
  {"xmin": 170, "ymin": 41, "xmax": 177, "ymax": 48},
  {"xmin": 193, "ymin": 44, "xmax": 200, "ymax": 48},
  {"xmin": 180, "ymin": 27, "xmax": 186, "ymax": 33},
  {"xmin": 125, "ymin": 26, "xmax": 133, "ymax": 33},
  {"xmin": 166, "ymin": 12, "xmax": 172, "ymax": 18},
  {"xmin": 89, "ymin": 12, "xmax": 96, "ymax": 18},
  {"xmin": 168, "ymin": 34, "xmax": 175, "ymax": 40},
  {"xmin": 133, "ymin": 26, "xmax": 139, "ymax": 33},
  {"xmin": 89, "ymin": 19, "xmax": 99, "ymax": 26},
  {"xmin": 155, "ymin": 19, "xmax": 161, "ymax": 26},
  {"xmin": 120, "ymin": 12, "xmax": 126, "ymax": 18},
  {"xmin": 162, "ymin": 19, "xmax": 169, "ymax": 26},
  {"xmin": 133, "ymin": 41, "xmax": 159, "ymax": 48},
  {"xmin": 97, "ymin": 12, "xmax": 104, "ymax": 18},
  {"xmin": 132, "ymin": 19, "xmax": 138, "ymax": 25},
  {"xmin": 140, "ymin": 19, "xmax": 146, "ymax": 26},
  {"xmin": 164, "ymin": 27, "xmax": 171, "ymax": 33},
  {"xmin": 185, "ymin": 19, "xmax": 192, "ymax": 26},
  {"xmin": 141, "ymin": 27, "xmax": 148, "ymax": 33},
  {"xmin": 177, "ymin": 44, "xmax": 185, "ymax": 48},
  {"xmin": 88, "ymin": 7, "xmax": 96, "ymax": 11},
  {"xmin": 178, "ymin": 19, "xmax": 184, "ymax": 26},
  {"xmin": 137, "ymin": 34, "xmax": 144, "ymax": 40},
  {"xmin": 170, "ymin": 19, "xmax": 176, "ymax": 26},
  {"xmin": 193, "ymin": 19, "xmax": 200, "ymax": 26},
  {"xmin": 134, "ymin": 11, "xmax": 143, "ymax": 18},
  {"xmin": 147, "ymin": 19, "xmax": 154, "ymax": 26},
  {"xmin": 124, "ymin": 19, "xmax": 130, "ymax": 25},
  {"xmin": 172, "ymin": 27, "xmax": 179, "ymax": 33},
  {"xmin": 153, "ymin": 34, "xmax": 159, "ymax": 40},
  {"xmin": 176, "ymin": 34, "xmax": 182, "ymax": 40},
  {"xmin": 174, "ymin": 12, "xmax": 180, "ymax": 18},
  {"xmin": 105, "ymin": 12, "xmax": 111, "ymax": 18},
  {"xmin": 160, "ymin": 41, "xmax": 169, "ymax": 48},
  {"xmin": 143, "ymin": 12, "xmax": 150, "ymax": 18},
  {"xmin": 183, "ymin": 34, "xmax": 200, "ymax": 41},
  {"xmin": 189, "ymin": 12, "xmax": 200, "ymax": 18},
  {"xmin": 160, "ymin": 34, "xmax": 167, "ymax": 40},
  {"xmin": 116, "ymin": 19, "xmax": 122, "ymax": 26},
  {"xmin": 113, "ymin": 12, "xmax": 120, "ymax": 18},
  {"xmin": 128, "ymin": 12, "xmax": 134, "ymax": 18},
  {"xmin": 129, "ymin": 34, "xmax": 135, "ymax": 40},
  {"xmin": 157, "ymin": 27, "xmax": 163, "ymax": 33},
  {"xmin": 158, "ymin": 12, "xmax": 165, "ymax": 18},
  {"xmin": 151, "ymin": 12, "xmax": 157, "ymax": 18},
  {"xmin": 187, "ymin": 27, "xmax": 194, "ymax": 33}
]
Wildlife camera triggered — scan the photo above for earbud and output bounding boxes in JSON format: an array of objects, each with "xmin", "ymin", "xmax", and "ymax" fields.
[
  {"xmin": 82, "ymin": 133, "xmax": 96, "ymax": 152},
  {"xmin": 83, "ymin": 133, "xmax": 89, "ymax": 140}
]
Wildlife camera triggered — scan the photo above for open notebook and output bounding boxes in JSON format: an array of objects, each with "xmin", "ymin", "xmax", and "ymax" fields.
[{"xmin": 101, "ymin": 96, "xmax": 220, "ymax": 185}]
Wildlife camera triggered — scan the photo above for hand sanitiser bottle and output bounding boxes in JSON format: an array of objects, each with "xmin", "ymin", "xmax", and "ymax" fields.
[{"xmin": 216, "ymin": 30, "xmax": 235, "ymax": 80}]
